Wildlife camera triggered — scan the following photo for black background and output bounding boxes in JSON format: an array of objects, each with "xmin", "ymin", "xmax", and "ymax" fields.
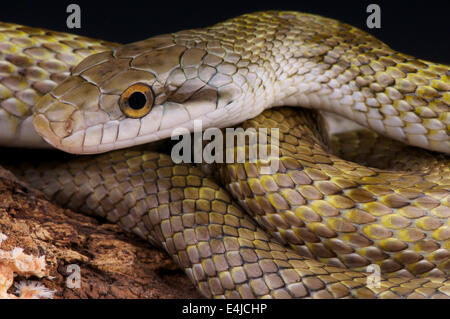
[
  {"xmin": 0, "ymin": 0, "xmax": 448, "ymax": 64},
  {"xmin": 1, "ymin": 299, "xmax": 449, "ymax": 317}
]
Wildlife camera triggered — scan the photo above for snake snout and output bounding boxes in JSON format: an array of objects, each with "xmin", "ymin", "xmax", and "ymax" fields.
[{"xmin": 33, "ymin": 93, "xmax": 79, "ymax": 152}]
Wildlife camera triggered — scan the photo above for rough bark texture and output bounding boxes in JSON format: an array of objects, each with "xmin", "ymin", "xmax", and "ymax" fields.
[{"xmin": 0, "ymin": 165, "xmax": 202, "ymax": 299}]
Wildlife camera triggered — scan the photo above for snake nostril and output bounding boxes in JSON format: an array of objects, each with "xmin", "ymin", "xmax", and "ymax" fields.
[
  {"xmin": 48, "ymin": 119, "xmax": 73, "ymax": 139},
  {"xmin": 64, "ymin": 120, "xmax": 73, "ymax": 134}
]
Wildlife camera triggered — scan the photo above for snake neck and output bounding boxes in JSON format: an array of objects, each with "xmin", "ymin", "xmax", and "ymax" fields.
[{"xmin": 171, "ymin": 11, "xmax": 449, "ymax": 153}]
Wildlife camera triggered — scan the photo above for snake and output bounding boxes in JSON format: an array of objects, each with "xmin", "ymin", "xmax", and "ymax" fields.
[{"xmin": 0, "ymin": 11, "xmax": 449, "ymax": 298}]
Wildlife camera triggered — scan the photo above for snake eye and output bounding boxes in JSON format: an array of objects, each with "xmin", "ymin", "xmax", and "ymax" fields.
[{"xmin": 119, "ymin": 83, "xmax": 154, "ymax": 118}]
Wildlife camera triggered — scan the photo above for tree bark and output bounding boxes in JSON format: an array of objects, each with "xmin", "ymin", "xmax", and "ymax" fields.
[{"xmin": 0, "ymin": 165, "xmax": 202, "ymax": 299}]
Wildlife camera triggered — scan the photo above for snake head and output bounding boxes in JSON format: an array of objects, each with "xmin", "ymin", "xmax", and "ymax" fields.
[{"xmin": 33, "ymin": 35, "xmax": 247, "ymax": 154}]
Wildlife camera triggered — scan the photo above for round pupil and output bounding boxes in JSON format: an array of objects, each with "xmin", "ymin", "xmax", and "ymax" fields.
[{"xmin": 128, "ymin": 92, "xmax": 147, "ymax": 110}]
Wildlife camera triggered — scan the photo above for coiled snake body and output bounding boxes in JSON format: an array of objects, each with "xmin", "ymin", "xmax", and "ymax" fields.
[{"xmin": 0, "ymin": 11, "xmax": 449, "ymax": 298}]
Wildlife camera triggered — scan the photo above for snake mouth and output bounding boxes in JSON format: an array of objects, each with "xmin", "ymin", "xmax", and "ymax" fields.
[{"xmin": 33, "ymin": 116, "xmax": 196, "ymax": 155}]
